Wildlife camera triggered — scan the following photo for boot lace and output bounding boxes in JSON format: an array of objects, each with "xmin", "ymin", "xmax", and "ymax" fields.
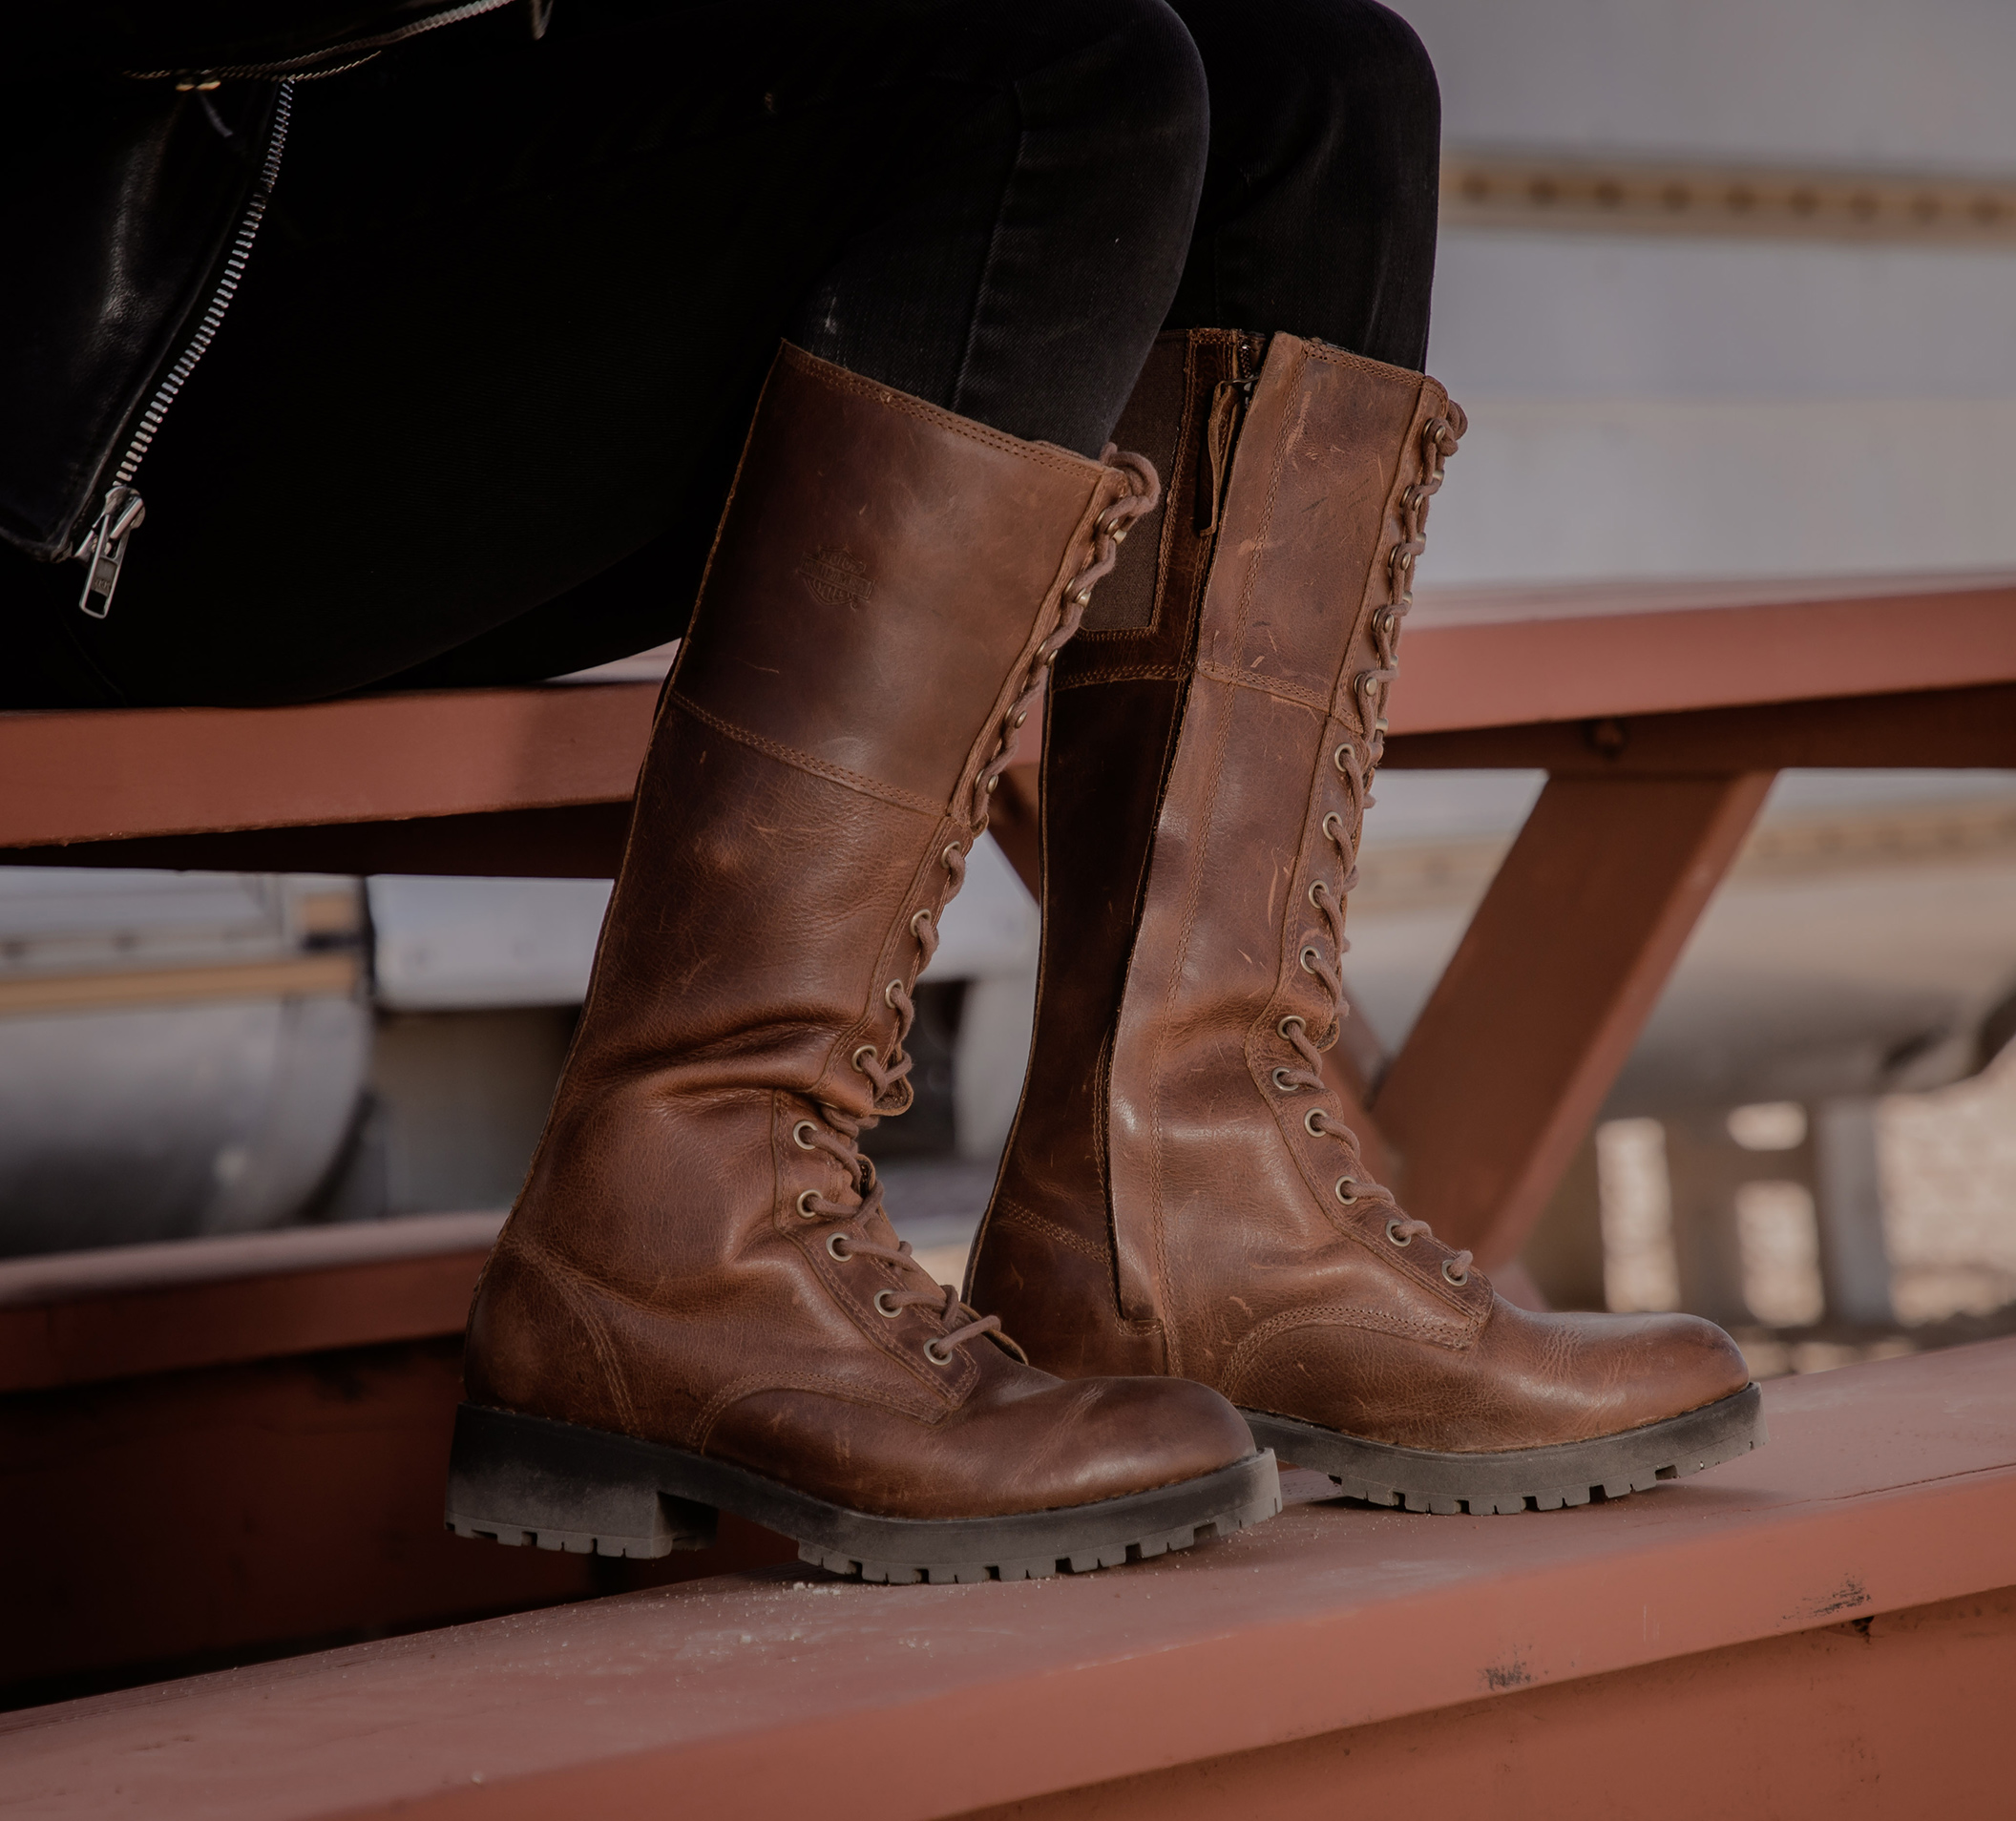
[
  {"xmin": 800, "ymin": 448, "xmax": 1165, "ymax": 1360},
  {"xmin": 1270, "ymin": 408, "xmax": 1473, "ymax": 1288}
]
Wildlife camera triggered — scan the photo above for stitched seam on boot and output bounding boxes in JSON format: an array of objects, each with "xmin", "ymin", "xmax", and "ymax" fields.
[
  {"xmin": 669, "ymin": 691, "xmax": 946, "ymax": 819},
  {"xmin": 1193, "ymin": 658, "xmax": 1333, "ymax": 714},
  {"xmin": 506, "ymin": 1233, "xmax": 642, "ymax": 1435},
  {"xmin": 691, "ymin": 1370, "xmax": 949, "ymax": 1456},
  {"xmin": 779, "ymin": 344, "xmax": 1107, "ymax": 477},
  {"xmin": 1220, "ymin": 1302, "xmax": 1475, "ymax": 1404},
  {"xmin": 991, "ymin": 1194, "xmax": 1112, "ymax": 1266},
  {"xmin": 1052, "ymin": 662, "xmax": 1188, "ymax": 690},
  {"xmin": 1142, "ymin": 351, "xmax": 1301, "ymax": 1375},
  {"xmin": 1302, "ymin": 338, "xmax": 1452, "ymax": 401}
]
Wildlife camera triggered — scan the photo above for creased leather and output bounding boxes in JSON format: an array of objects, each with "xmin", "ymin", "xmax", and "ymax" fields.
[
  {"xmin": 465, "ymin": 343, "xmax": 1255, "ymax": 1518},
  {"xmin": 970, "ymin": 328, "xmax": 1750, "ymax": 1454}
]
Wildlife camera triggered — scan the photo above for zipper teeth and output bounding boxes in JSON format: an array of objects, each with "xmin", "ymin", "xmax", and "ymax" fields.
[
  {"xmin": 110, "ymin": 80, "xmax": 293, "ymax": 493},
  {"xmin": 122, "ymin": 0, "xmax": 516, "ymax": 82}
]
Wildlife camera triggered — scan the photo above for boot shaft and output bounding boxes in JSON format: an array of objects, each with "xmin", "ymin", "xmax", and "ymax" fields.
[
  {"xmin": 974, "ymin": 330, "xmax": 1464, "ymax": 1372},
  {"xmin": 579, "ymin": 345, "xmax": 1137, "ymax": 1119},
  {"xmin": 471, "ymin": 345, "xmax": 1153, "ymax": 1438}
]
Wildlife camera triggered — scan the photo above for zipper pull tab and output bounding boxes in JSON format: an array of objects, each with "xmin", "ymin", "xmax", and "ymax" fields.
[
  {"xmin": 1197, "ymin": 379, "xmax": 1251, "ymax": 536},
  {"xmin": 75, "ymin": 485, "xmax": 146, "ymax": 619}
]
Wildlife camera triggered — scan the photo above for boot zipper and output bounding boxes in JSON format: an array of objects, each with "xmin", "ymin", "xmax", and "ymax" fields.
[
  {"xmin": 1198, "ymin": 334, "xmax": 1266, "ymax": 536},
  {"xmin": 74, "ymin": 79, "xmax": 294, "ymax": 618}
]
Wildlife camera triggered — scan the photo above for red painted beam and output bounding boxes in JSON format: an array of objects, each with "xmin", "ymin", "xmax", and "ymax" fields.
[
  {"xmin": 1371, "ymin": 773, "xmax": 1775, "ymax": 1266},
  {"xmin": 7, "ymin": 1340, "xmax": 2012, "ymax": 1820},
  {"xmin": 4, "ymin": 580, "xmax": 2011, "ymax": 861},
  {"xmin": 1389, "ymin": 576, "xmax": 2016, "ymax": 734},
  {"xmin": 976, "ymin": 1584, "xmax": 2016, "ymax": 1820},
  {"xmin": 0, "ymin": 1213, "xmax": 502, "ymax": 1394},
  {"xmin": 0, "ymin": 684, "xmax": 659, "ymax": 849}
]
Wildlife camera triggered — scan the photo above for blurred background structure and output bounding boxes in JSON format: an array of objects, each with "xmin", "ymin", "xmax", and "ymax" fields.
[{"xmin": 2, "ymin": 0, "xmax": 2012, "ymax": 1381}]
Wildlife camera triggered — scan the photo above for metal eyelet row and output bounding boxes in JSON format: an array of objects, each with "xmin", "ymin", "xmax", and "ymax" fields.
[
  {"xmin": 1383, "ymin": 1216, "xmax": 1469, "ymax": 1285},
  {"xmin": 823, "ymin": 1224, "xmax": 958, "ymax": 1366},
  {"xmin": 814, "ymin": 1216, "xmax": 955, "ymax": 1364}
]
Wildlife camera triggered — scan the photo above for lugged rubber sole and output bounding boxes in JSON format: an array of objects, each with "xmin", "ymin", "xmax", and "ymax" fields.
[
  {"xmin": 444, "ymin": 1403, "xmax": 1283, "ymax": 1583},
  {"xmin": 1241, "ymin": 1383, "xmax": 1765, "ymax": 1515}
]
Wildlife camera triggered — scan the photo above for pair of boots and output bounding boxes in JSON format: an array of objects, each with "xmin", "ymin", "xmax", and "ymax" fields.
[{"xmin": 447, "ymin": 335, "xmax": 1762, "ymax": 1584}]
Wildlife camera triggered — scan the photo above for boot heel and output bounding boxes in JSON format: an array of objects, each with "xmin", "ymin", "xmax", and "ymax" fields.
[{"xmin": 444, "ymin": 1403, "xmax": 719, "ymax": 1559}]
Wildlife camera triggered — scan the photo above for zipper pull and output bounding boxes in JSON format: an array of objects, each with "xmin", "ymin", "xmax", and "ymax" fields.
[
  {"xmin": 75, "ymin": 486, "xmax": 146, "ymax": 619},
  {"xmin": 1197, "ymin": 335, "xmax": 1267, "ymax": 535},
  {"xmin": 1198, "ymin": 378, "xmax": 1252, "ymax": 536}
]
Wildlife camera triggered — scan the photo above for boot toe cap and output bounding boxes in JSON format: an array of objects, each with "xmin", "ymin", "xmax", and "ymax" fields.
[
  {"xmin": 994, "ymin": 1371, "xmax": 1264, "ymax": 1512},
  {"xmin": 1532, "ymin": 1305, "xmax": 1753, "ymax": 1435},
  {"xmin": 1628, "ymin": 1308, "xmax": 1754, "ymax": 1413}
]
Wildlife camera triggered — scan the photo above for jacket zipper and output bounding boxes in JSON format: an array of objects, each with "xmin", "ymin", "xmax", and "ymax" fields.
[
  {"xmin": 74, "ymin": 79, "xmax": 295, "ymax": 619},
  {"xmin": 120, "ymin": 0, "xmax": 523, "ymax": 85}
]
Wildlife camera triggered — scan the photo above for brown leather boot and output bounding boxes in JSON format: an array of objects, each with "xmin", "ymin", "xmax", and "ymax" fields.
[
  {"xmin": 449, "ymin": 345, "xmax": 1279, "ymax": 1582},
  {"xmin": 967, "ymin": 329, "xmax": 1764, "ymax": 1516}
]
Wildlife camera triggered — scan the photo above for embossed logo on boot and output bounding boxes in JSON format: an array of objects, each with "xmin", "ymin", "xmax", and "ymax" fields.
[{"xmin": 796, "ymin": 548, "xmax": 872, "ymax": 610}]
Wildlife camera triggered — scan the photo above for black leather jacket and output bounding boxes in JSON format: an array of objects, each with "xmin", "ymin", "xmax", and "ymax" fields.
[{"xmin": 3, "ymin": 2, "xmax": 531, "ymax": 606}]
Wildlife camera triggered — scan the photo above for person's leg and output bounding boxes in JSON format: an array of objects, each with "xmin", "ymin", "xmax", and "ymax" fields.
[
  {"xmin": 1165, "ymin": 0, "xmax": 1439, "ymax": 364},
  {"xmin": 398, "ymin": 0, "xmax": 1215, "ymax": 691},
  {"xmin": 970, "ymin": 2, "xmax": 1767, "ymax": 1514},
  {"xmin": 325, "ymin": 2, "xmax": 1280, "ymax": 1577},
  {"xmin": 452, "ymin": 346, "xmax": 1281, "ymax": 1580},
  {"xmin": 3, "ymin": 0, "xmax": 1208, "ymax": 706}
]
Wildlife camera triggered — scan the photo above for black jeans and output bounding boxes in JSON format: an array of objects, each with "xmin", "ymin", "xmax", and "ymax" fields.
[{"xmin": 4, "ymin": 0, "xmax": 1438, "ymax": 708}]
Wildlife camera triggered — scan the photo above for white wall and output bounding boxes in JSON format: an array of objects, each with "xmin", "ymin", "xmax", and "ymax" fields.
[
  {"xmin": 1391, "ymin": 0, "xmax": 2016, "ymax": 586},
  {"xmin": 1399, "ymin": 0, "xmax": 2016, "ymax": 167}
]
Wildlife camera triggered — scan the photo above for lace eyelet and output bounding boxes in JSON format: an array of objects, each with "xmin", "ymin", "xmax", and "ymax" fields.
[
  {"xmin": 1308, "ymin": 880, "xmax": 1328, "ymax": 909},
  {"xmin": 1385, "ymin": 1219, "xmax": 1412, "ymax": 1246},
  {"xmin": 1304, "ymin": 1109, "xmax": 1326, "ymax": 1137},
  {"xmin": 1336, "ymin": 1178, "xmax": 1360, "ymax": 1206},
  {"xmin": 851, "ymin": 1044, "xmax": 878, "ymax": 1074},
  {"xmin": 1271, "ymin": 1067, "xmax": 1298, "ymax": 1093},
  {"xmin": 923, "ymin": 1338, "xmax": 955, "ymax": 1367},
  {"xmin": 884, "ymin": 980, "xmax": 903, "ymax": 1008},
  {"xmin": 942, "ymin": 844, "xmax": 962, "ymax": 869},
  {"xmin": 791, "ymin": 1121, "xmax": 819, "ymax": 1151},
  {"xmin": 1443, "ymin": 1260, "xmax": 1470, "ymax": 1287},
  {"xmin": 1300, "ymin": 946, "xmax": 1321, "ymax": 974},
  {"xmin": 912, "ymin": 910, "xmax": 934, "ymax": 938},
  {"xmin": 1278, "ymin": 1015, "xmax": 1305, "ymax": 1040},
  {"xmin": 1334, "ymin": 744, "xmax": 1351, "ymax": 774},
  {"xmin": 873, "ymin": 1289, "xmax": 901, "ymax": 1319},
  {"xmin": 1322, "ymin": 811, "xmax": 1343, "ymax": 841},
  {"xmin": 796, "ymin": 1189, "xmax": 823, "ymax": 1219},
  {"xmin": 826, "ymin": 1230, "xmax": 850, "ymax": 1260}
]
